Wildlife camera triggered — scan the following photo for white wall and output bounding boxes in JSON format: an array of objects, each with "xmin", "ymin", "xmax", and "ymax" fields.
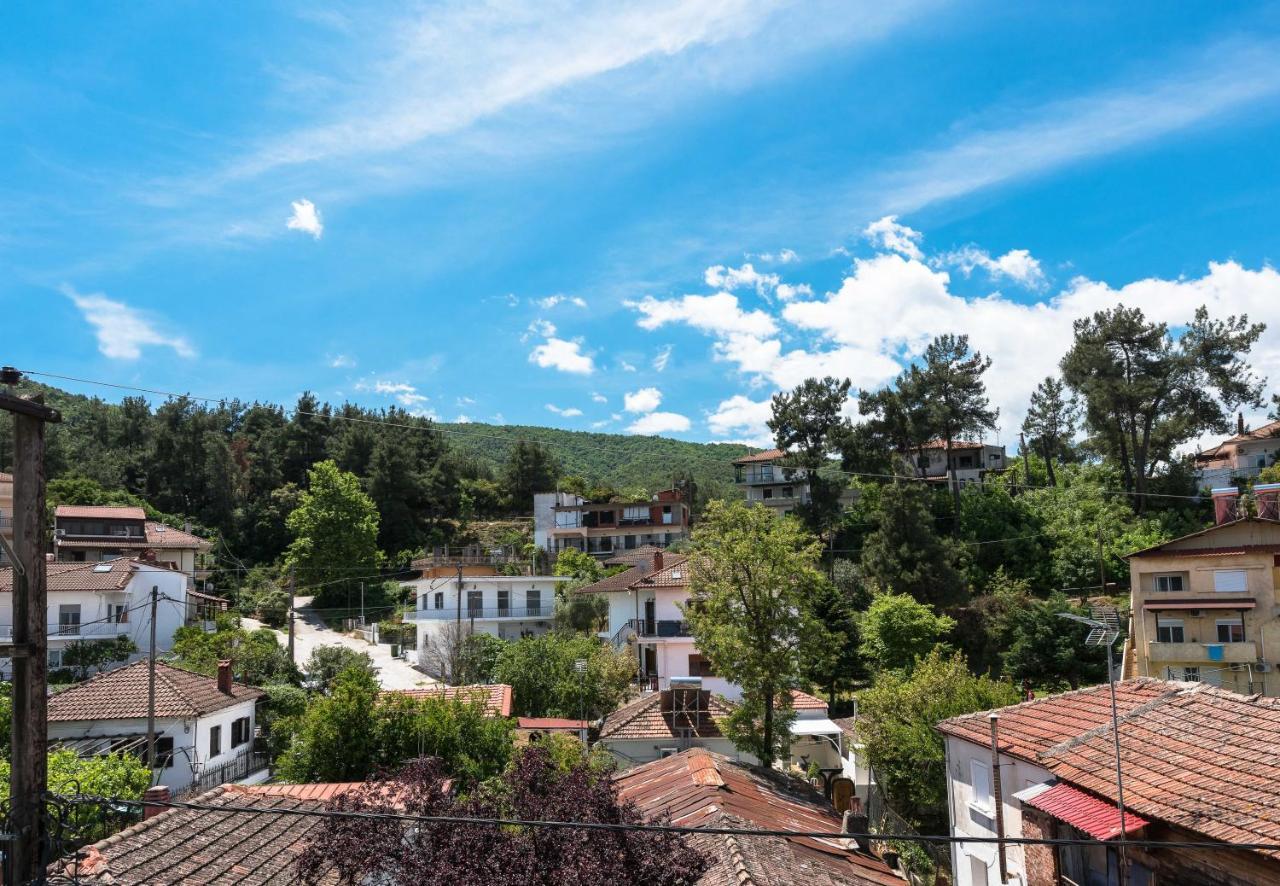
[
  {"xmin": 48, "ymin": 716, "xmax": 196, "ymax": 792},
  {"xmin": 946, "ymin": 735, "xmax": 1052, "ymax": 886},
  {"xmin": 192, "ymin": 699, "xmax": 259, "ymax": 771}
]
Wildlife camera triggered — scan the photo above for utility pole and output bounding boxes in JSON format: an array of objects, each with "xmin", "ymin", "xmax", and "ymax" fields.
[
  {"xmin": 147, "ymin": 586, "xmax": 158, "ymax": 769},
  {"xmin": 287, "ymin": 565, "xmax": 296, "ymax": 663},
  {"xmin": 360, "ymin": 581, "xmax": 365, "ymax": 625},
  {"xmin": 1, "ymin": 369, "xmax": 61, "ymax": 886},
  {"xmin": 1019, "ymin": 431, "xmax": 1031, "ymax": 489}
]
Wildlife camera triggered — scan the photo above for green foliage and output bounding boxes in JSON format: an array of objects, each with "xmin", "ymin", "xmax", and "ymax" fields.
[
  {"xmin": 375, "ymin": 694, "xmax": 514, "ymax": 783},
  {"xmin": 1003, "ymin": 592, "xmax": 1108, "ymax": 690},
  {"xmin": 859, "ymin": 482, "xmax": 967, "ymax": 607},
  {"xmin": 553, "ymin": 548, "xmax": 603, "ymax": 582},
  {"xmin": 285, "ymin": 460, "xmax": 382, "ymax": 606},
  {"xmin": 530, "ymin": 733, "xmax": 615, "ymax": 777},
  {"xmin": 555, "ymin": 592, "xmax": 610, "ymax": 634},
  {"xmin": 172, "ymin": 615, "xmax": 301, "ymax": 685},
  {"xmin": 61, "ymin": 636, "xmax": 138, "ymax": 681},
  {"xmin": 277, "ymin": 666, "xmax": 381, "ymax": 782},
  {"xmin": 259, "ymin": 683, "xmax": 310, "ymax": 759},
  {"xmin": 768, "ymin": 376, "xmax": 855, "ymax": 536},
  {"xmin": 493, "ymin": 633, "xmax": 634, "ymax": 720},
  {"xmin": 800, "ymin": 574, "xmax": 867, "ymax": 704},
  {"xmin": 457, "ymin": 633, "xmax": 507, "ymax": 685},
  {"xmin": 0, "ymin": 683, "xmax": 11, "ymax": 754},
  {"xmin": 684, "ymin": 500, "xmax": 826, "ymax": 767},
  {"xmin": 949, "ymin": 568, "xmax": 1031, "ymax": 677},
  {"xmin": 856, "ymin": 650, "xmax": 1020, "ymax": 831},
  {"xmin": 0, "ymin": 750, "xmax": 150, "ymax": 842},
  {"xmin": 304, "ymin": 646, "xmax": 378, "ymax": 689},
  {"xmin": 858, "ymin": 592, "xmax": 954, "ymax": 673},
  {"xmin": 1021, "ymin": 376, "xmax": 1079, "ymax": 486},
  {"xmin": 503, "ymin": 440, "xmax": 561, "ymax": 509}
]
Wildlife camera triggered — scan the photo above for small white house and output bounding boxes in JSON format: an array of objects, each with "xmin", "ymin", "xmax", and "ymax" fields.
[
  {"xmin": 406, "ymin": 572, "xmax": 572, "ymax": 670},
  {"xmin": 0, "ymin": 558, "xmax": 188, "ymax": 678},
  {"xmin": 47, "ymin": 660, "xmax": 266, "ymax": 795}
]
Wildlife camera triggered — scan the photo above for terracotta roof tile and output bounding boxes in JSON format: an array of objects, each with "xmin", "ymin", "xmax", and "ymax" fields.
[
  {"xmin": 379, "ymin": 683, "xmax": 513, "ymax": 718},
  {"xmin": 732, "ymin": 448, "xmax": 786, "ymax": 465},
  {"xmin": 600, "ymin": 689, "xmax": 736, "ymax": 740},
  {"xmin": 0, "ymin": 559, "xmax": 142, "ymax": 593},
  {"xmin": 790, "ymin": 689, "xmax": 828, "ymax": 711},
  {"xmin": 614, "ymin": 749, "xmax": 900, "ymax": 885},
  {"xmin": 54, "ymin": 520, "xmax": 211, "ymax": 552},
  {"xmin": 937, "ymin": 678, "xmax": 1177, "ymax": 763},
  {"xmin": 55, "ymin": 504, "xmax": 147, "ymax": 520},
  {"xmin": 601, "ymin": 545, "xmax": 668, "ymax": 566},
  {"xmin": 517, "ymin": 717, "xmax": 589, "ymax": 730},
  {"xmin": 48, "ymin": 661, "xmax": 264, "ymax": 722},
  {"xmin": 576, "ymin": 563, "xmax": 647, "ymax": 594}
]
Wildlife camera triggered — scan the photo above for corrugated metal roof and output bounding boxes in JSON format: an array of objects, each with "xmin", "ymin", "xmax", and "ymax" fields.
[{"xmin": 1023, "ymin": 782, "xmax": 1148, "ymax": 840}]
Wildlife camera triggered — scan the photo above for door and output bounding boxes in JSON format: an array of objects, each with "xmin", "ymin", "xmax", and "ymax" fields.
[
  {"xmin": 643, "ymin": 646, "xmax": 657, "ymax": 677},
  {"xmin": 644, "ymin": 599, "xmax": 656, "ymax": 635}
]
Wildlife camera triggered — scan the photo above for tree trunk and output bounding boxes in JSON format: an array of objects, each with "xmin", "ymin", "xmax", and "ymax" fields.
[
  {"xmin": 1042, "ymin": 441, "xmax": 1057, "ymax": 487},
  {"xmin": 945, "ymin": 435, "xmax": 961, "ymax": 535},
  {"xmin": 762, "ymin": 688, "xmax": 775, "ymax": 768}
]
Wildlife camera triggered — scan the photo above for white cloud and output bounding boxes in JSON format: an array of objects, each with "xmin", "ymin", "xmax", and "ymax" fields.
[
  {"xmin": 590, "ymin": 419, "xmax": 612, "ymax": 429},
  {"xmin": 774, "ymin": 283, "xmax": 812, "ymax": 302},
  {"xmin": 591, "ymin": 392, "xmax": 608, "ymax": 403},
  {"xmin": 758, "ymin": 248, "xmax": 798, "ymax": 263},
  {"xmin": 863, "ymin": 215, "xmax": 923, "ymax": 260},
  {"xmin": 455, "ymin": 414, "xmax": 472, "ymax": 423},
  {"xmin": 61, "ymin": 285, "xmax": 196, "ymax": 360},
  {"xmin": 329, "ymin": 353, "xmax": 356, "ymax": 368},
  {"xmin": 356, "ymin": 378, "xmax": 429, "ymax": 406},
  {"xmin": 704, "ymin": 262, "xmax": 779, "ymax": 295},
  {"xmin": 546, "ymin": 403, "xmax": 584, "ymax": 417},
  {"xmin": 653, "ymin": 344, "xmax": 673, "ymax": 372},
  {"xmin": 529, "ymin": 337, "xmax": 595, "ymax": 374},
  {"xmin": 491, "ymin": 412, "xmax": 506, "ymax": 423},
  {"xmin": 286, "ymin": 198, "xmax": 324, "ymax": 239},
  {"xmin": 619, "ymin": 360, "xmax": 638, "ymax": 372},
  {"xmin": 707, "ymin": 395, "xmax": 774, "ymax": 446},
  {"xmin": 456, "ymin": 395, "xmax": 476, "ymax": 406},
  {"xmin": 522, "ymin": 318, "xmax": 557, "ymax": 342},
  {"xmin": 628, "ymin": 292, "xmax": 777, "ymax": 338},
  {"xmin": 937, "ymin": 246, "xmax": 1047, "ymax": 289},
  {"xmin": 624, "ymin": 387, "xmax": 663, "ymax": 414},
  {"xmin": 627, "ymin": 411, "xmax": 691, "ymax": 435},
  {"xmin": 538, "ymin": 294, "xmax": 588, "ymax": 309}
]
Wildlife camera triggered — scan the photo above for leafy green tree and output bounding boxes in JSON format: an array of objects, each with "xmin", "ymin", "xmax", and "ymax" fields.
[
  {"xmin": 503, "ymin": 440, "xmax": 560, "ymax": 510},
  {"xmin": 259, "ymin": 683, "xmax": 310, "ymax": 759},
  {"xmin": 374, "ymin": 694, "xmax": 513, "ymax": 783},
  {"xmin": 61, "ymin": 636, "xmax": 138, "ymax": 681},
  {"xmin": 1004, "ymin": 593, "xmax": 1108, "ymax": 690},
  {"xmin": 173, "ymin": 615, "xmax": 301, "ymax": 685},
  {"xmin": 1061, "ymin": 305, "xmax": 1265, "ymax": 509},
  {"xmin": 859, "ymin": 482, "xmax": 967, "ymax": 607},
  {"xmin": 285, "ymin": 460, "xmax": 381, "ymax": 606},
  {"xmin": 304, "ymin": 646, "xmax": 379, "ymax": 689},
  {"xmin": 457, "ymin": 633, "xmax": 507, "ymax": 684},
  {"xmin": 281, "ymin": 392, "xmax": 332, "ymax": 486},
  {"xmin": 683, "ymin": 500, "xmax": 825, "ymax": 767},
  {"xmin": 494, "ymin": 633, "xmax": 634, "ymax": 720},
  {"xmin": 277, "ymin": 666, "xmax": 381, "ymax": 782},
  {"xmin": 553, "ymin": 548, "xmax": 603, "ymax": 582},
  {"xmin": 367, "ymin": 411, "xmax": 458, "ymax": 557},
  {"xmin": 949, "ymin": 568, "xmax": 1030, "ymax": 677},
  {"xmin": 555, "ymin": 593, "xmax": 610, "ymax": 634},
  {"xmin": 1021, "ymin": 376, "xmax": 1079, "ymax": 487},
  {"xmin": 768, "ymin": 376, "xmax": 854, "ymax": 537},
  {"xmin": 856, "ymin": 650, "xmax": 1020, "ymax": 831},
  {"xmin": 858, "ymin": 592, "xmax": 954, "ymax": 673}
]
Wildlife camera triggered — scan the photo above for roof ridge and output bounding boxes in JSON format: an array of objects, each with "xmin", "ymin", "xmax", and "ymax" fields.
[
  {"xmin": 943, "ymin": 679, "xmax": 1161, "ymax": 728},
  {"xmin": 602, "ymin": 692, "xmax": 659, "ymax": 735},
  {"xmin": 1039, "ymin": 685, "xmax": 1187, "ymax": 760},
  {"xmin": 723, "ymin": 832, "xmax": 756, "ymax": 886}
]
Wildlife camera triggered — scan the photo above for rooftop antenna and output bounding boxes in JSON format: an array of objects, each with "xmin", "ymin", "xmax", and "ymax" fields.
[{"xmin": 1060, "ymin": 604, "xmax": 1128, "ymax": 885}]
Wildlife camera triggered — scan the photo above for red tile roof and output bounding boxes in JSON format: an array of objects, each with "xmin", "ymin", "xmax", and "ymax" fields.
[
  {"xmin": 600, "ymin": 689, "xmax": 736, "ymax": 740},
  {"xmin": 379, "ymin": 683, "xmax": 513, "ymax": 718},
  {"xmin": 579, "ymin": 553, "xmax": 691, "ymax": 594},
  {"xmin": 601, "ymin": 545, "xmax": 668, "ymax": 566},
  {"xmin": 914, "ymin": 439, "xmax": 987, "ymax": 451},
  {"xmin": 614, "ymin": 749, "xmax": 900, "ymax": 885},
  {"xmin": 237, "ymin": 782, "xmax": 365, "ymax": 802},
  {"xmin": 517, "ymin": 717, "xmax": 589, "ymax": 730},
  {"xmin": 937, "ymin": 678, "xmax": 1178, "ymax": 763},
  {"xmin": 1022, "ymin": 783, "xmax": 1148, "ymax": 841},
  {"xmin": 732, "ymin": 448, "xmax": 786, "ymax": 465},
  {"xmin": 48, "ymin": 661, "xmax": 263, "ymax": 722},
  {"xmin": 790, "ymin": 689, "xmax": 828, "ymax": 711},
  {"xmin": 1041, "ymin": 684, "xmax": 1280, "ymax": 856},
  {"xmin": 55, "ymin": 504, "xmax": 147, "ymax": 520},
  {"xmin": 1196, "ymin": 419, "xmax": 1280, "ymax": 460},
  {"xmin": 55, "ymin": 520, "xmax": 211, "ymax": 552},
  {"xmin": 0, "ymin": 559, "xmax": 183, "ymax": 594}
]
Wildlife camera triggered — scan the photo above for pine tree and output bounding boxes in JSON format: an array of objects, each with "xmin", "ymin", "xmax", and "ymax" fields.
[
  {"xmin": 1021, "ymin": 376, "xmax": 1078, "ymax": 486},
  {"xmin": 859, "ymin": 482, "xmax": 967, "ymax": 607}
]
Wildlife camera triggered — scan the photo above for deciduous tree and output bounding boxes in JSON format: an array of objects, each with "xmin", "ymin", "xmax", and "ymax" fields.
[
  {"xmin": 284, "ymin": 459, "xmax": 381, "ymax": 605},
  {"xmin": 858, "ymin": 592, "xmax": 954, "ymax": 673}
]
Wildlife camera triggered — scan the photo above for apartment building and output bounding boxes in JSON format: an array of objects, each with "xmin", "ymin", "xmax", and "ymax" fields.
[
  {"xmin": 910, "ymin": 440, "xmax": 1006, "ymax": 485},
  {"xmin": 533, "ymin": 488, "xmax": 689, "ymax": 558},
  {"xmin": 1126, "ymin": 487, "xmax": 1280, "ymax": 696},
  {"xmin": 732, "ymin": 449, "xmax": 812, "ymax": 518},
  {"xmin": 1194, "ymin": 416, "xmax": 1280, "ymax": 488},
  {"xmin": 54, "ymin": 505, "xmax": 211, "ymax": 580}
]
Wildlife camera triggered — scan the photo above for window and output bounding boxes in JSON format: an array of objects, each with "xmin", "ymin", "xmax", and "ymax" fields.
[
  {"xmin": 958, "ymin": 455, "xmax": 975, "ymax": 468},
  {"xmin": 154, "ymin": 736, "xmax": 174, "ymax": 769},
  {"xmin": 466, "ymin": 591, "xmax": 483, "ymax": 617},
  {"xmin": 209, "ymin": 724, "xmax": 222, "ymax": 758},
  {"xmin": 687, "ymin": 654, "xmax": 715, "ymax": 677},
  {"xmin": 1182, "ymin": 667, "xmax": 1201, "ymax": 682},
  {"xmin": 1156, "ymin": 619, "xmax": 1185, "ymax": 643},
  {"xmin": 109, "ymin": 603, "xmax": 129, "ymax": 624},
  {"xmin": 497, "ymin": 589, "xmax": 510, "ymax": 617},
  {"xmin": 231, "ymin": 716, "xmax": 252, "ymax": 748},
  {"xmin": 662, "ymin": 505, "xmax": 673, "ymax": 525},
  {"xmin": 58, "ymin": 605, "xmax": 81, "ymax": 636},
  {"xmin": 623, "ymin": 505, "xmax": 648, "ymax": 523},
  {"xmin": 1153, "ymin": 574, "xmax": 1184, "ymax": 592},
  {"xmin": 762, "ymin": 488, "xmax": 774, "ymax": 500},
  {"xmin": 782, "ymin": 486, "xmax": 793, "ymax": 498},
  {"xmin": 1217, "ymin": 619, "xmax": 1245, "ymax": 643},
  {"xmin": 1213, "ymin": 570, "xmax": 1247, "ymax": 593},
  {"xmin": 526, "ymin": 589, "xmax": 541, "ymax": 616},
  {"xmin": 433, "ymin": 592, "xmax": 443, "ymax": 610},
  {"xmin": 969, "ymin": 760, "xmax": 992, "ymax": 814},
  {"xmin": 47, "ymin": 648, "xmax": 63, "ymax": 669},
  {"xmin": 969, "ymin": 855, "xmax": 992, "ymax": 886}
]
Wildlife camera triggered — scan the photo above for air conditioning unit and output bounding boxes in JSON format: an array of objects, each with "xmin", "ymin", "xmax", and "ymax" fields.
[
  {"xmin": 1257, "ymin": 662, "xmax": 1273, "ymax": 674},
  {"xmin": 54, "ymin": 529, "xmax": 66, "ymax": 537}
]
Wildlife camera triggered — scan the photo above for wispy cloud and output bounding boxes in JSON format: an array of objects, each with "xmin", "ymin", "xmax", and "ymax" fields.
[
  {"xmin": 546, "ymin": 403, "xmax": 584, "ymax": 417},
  {"xmin": 61, "ymin": 284, "xmax": 195, "ymax": 360},
  {"xmin": 329, "ymin": 353, "xmax": 356, "ymax": 368},
  {"xmin": 652, "ymin": 344, "xmax": 673, "ymax": 372},
  {"xmin": 538, "ymin": 294, "xmax": 588, "ymax": 309},
  {"xmin": 355, "ymin": 378, "xmax": 429, "ymax": 406}
]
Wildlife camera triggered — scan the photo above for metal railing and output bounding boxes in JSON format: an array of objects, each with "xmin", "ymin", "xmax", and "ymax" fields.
[
  {"xmin": 627, "ymin": 618, "xmax": 690, "ymax": 639},
  {"xmin": 411, "ymin": 604, "xmax": 554, "ymax": 621},
  {"xmin": 181, "ymin": 749, "xmax": 270, "ymax": 797}
]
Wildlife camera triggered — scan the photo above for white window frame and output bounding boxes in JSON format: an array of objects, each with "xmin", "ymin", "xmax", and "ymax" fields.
[
  {"xmin": 1212, "ymin": 570, "xmax": 1247, "ymax": 594},
  {"xmin": 968, "ymin": 759, "xmax": 993, "ymax": 816},
  {"xmin": 1155, "ymin": 618, "xmax": 1184, "ymax": 644},
  {"xmin": 1153, "ymin": 573, "xmax": 1184, "ymax": 593}
]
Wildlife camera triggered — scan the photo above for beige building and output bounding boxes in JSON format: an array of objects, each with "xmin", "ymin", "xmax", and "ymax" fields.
[{"xmin": 1126, "ymin": 508, "xmax": 1280, "ymax": 696}]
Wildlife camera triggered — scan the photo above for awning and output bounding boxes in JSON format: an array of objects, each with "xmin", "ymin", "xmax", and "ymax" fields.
[
  {"xmin": 1142, "ymin": 600, "xmax": 1254, "ymax": 610},
  {"xmin": 1022, "ymin": 783, "xmax": 1148, "ymax": 840},
  {"xmin": 789, "ymin": 717, "xmax": 842, "ymax": 737}
]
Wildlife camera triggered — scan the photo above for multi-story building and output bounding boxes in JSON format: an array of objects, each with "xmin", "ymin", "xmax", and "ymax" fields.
[
  {"xmin": 406, "ymin": 572, "xmax": 571, "ymax": 673},
  {"xmin": 909, "ymin": 440, "xmax": 1006, "ymax": 485},
  {"xmin": 0, "ymin": 471, "xmax": 11, "ymax": 566},
  {"xmin": 533, "ymin": 488, "xmax": 689, "ymax": 558},
  {"xmin": 54, "ymin": 505, "xmax": 211, "ymax": 581},
  {"xmin": 1125, "ymin": 487, "xmax": 1280, "ymax": 695},
  {"xmin": 732, "ymin": 449, "xmax": 812, "ymax": 518},
  {"xmin": 1194, "ymin": 416, "xmax": 1280, "ymax": 488},
  {"xmin": 0, "ymin": 558, "xmax": 189, "ymax": 675}
]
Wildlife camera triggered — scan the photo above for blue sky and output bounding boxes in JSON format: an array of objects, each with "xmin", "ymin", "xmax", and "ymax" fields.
[{"xmin": 4, "ymin": 1, "xmax": 1280, "ymax": 447}]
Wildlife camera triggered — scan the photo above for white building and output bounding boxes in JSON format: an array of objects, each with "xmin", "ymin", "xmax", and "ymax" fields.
[
  {"xmin": 911, "ymin": 440, "xmax": 1007, "ymax": 486},
  {"xmin": 532, "ymin": 489, "xmax": 690, "ymax": 558},
  {"xmin": 0, "ymin": 558, "xmax": 188, "ymax": 676},
  {"xmin": 936, "ymin": 680, "xmax": 1177, "ymax": 886},
  {"xmin": 1194, "ymin": 417, "xmax": 1280, "ymax": 488},
  {"xmin": 53, "ymin": 505, "xmax": 212, "ymax": 582},
  {"xmin": 47, "ymin": 659, "xmax": 267, "ymax": 795},
  {"xmin": 406, "ymin": 572, "xmax": 572, "ymax": 670}
]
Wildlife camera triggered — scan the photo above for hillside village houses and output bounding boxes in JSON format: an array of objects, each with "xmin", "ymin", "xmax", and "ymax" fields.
[
  {"xmin": 1194, "ymin": 415, "xmax": 1280, "ymax": 488},
  {"xmin": 53, "ymin": 504, "xmax": 211, "ymax": 581},
  {"xmin": 533, "ymin": 487, "xmax": 690, "ymax": 557},
  {"xmin": 911, "ymin": 439, "xmax": 1007, "ymax": 486}
]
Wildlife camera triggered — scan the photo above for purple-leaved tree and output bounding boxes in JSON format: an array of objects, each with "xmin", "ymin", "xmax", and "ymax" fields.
[{"xmin": 297, "ymin": 748, "xmax": 709, "ymax": 885}]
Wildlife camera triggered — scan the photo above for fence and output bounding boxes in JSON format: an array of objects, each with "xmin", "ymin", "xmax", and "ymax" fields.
[
  {"xmin": 179, "ymin": 750, "xmax": 270, "ymax": 798},
  {"xmin": 864, "ymin": 775, "xmax": 951, "ymax": 880}
]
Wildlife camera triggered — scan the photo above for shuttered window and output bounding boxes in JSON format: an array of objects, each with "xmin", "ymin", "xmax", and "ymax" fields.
[{"xmin": 1213, "ymin": 570, "xmax": 1247, "ymax": 593}]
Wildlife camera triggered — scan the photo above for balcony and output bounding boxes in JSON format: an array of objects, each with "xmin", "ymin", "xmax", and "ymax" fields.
[
  {"xmin": 410, "ymin": 604, "xmax": 554, "ymax": 622},
  {"xmin": 1147, "ymin": 641, "xmax": 1257, "ymax": 664},
  {"xmin": 628, "ymin": 618, "xmax": 691, "ymax": 640}
]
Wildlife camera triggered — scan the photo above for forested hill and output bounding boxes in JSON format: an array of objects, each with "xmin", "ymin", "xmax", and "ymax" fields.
[{"xmin": 436, "ymin": 421, "xmax": 750, "ymax": 493}]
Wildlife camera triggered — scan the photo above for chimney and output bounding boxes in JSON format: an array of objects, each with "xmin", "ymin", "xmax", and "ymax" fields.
[
  {"xmin": 1238, "ymin": 412, "xmax": 1246, "ymax": 436},
  {"xmin": 217, "ymin": 660, "xmax": 233, "ymax": 695},
  {"xmin": 653, "ymin": 550, "xmax": 664, "ymax": 572},
  {"xmin": 142, "ymin": 785, "xmax": 171, "ymax": 820},
  {"xmin": 1256, "ymin": 483, "xmax": 1280, "ymax": 521},
  {"xmin": 1212, "ymin": 487, "xmax": 1241, "ymax": 525},
  {"xmin": 841, "ymin": 809, "xmax": 871, "ymax": 852}
]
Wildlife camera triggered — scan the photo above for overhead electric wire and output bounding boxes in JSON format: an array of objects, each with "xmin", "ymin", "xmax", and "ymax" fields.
[{"xmin": 54, "ymin": 793, "xmax": 1280, "ymax": 854}]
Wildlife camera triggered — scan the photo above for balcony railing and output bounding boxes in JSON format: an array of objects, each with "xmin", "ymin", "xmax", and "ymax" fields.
[
  {"xmin": 628, "ymin": 618, "xmax": 690, "ymax": 639},
  {"xmin": 180, "ymin": 749, "xmax": 270, "ymax": 798},
  {"xmin": 411, "ymin": 604, "xmax": 554, "ymax": 621}
]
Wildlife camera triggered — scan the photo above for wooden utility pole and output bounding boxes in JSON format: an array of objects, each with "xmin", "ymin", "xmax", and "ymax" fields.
[
  {"xmin": 1019, "ymin": 431, "xmax": 1031, "ymax": 488},
  {"xmin": 287, "ymin": 566, "xmax": 296, "ymax": 663},
  {"xmin": 1, "ymin": 369, "xmax": 62, "ymax": 886},
  {"xmin": 146, "ymin": 586, "xmax": 159, "ymax": 769}
]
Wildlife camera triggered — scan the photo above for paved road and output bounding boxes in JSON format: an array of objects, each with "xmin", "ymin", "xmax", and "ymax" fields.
[{"xmin": 245, "ymin": 597, "xmax": 437, "ymax": 691}]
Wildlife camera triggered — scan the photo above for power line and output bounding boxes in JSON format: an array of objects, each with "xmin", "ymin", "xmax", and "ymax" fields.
[{"xmin": 54, "ymin": 792, "xmax": 1280, "ymax": 854}]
